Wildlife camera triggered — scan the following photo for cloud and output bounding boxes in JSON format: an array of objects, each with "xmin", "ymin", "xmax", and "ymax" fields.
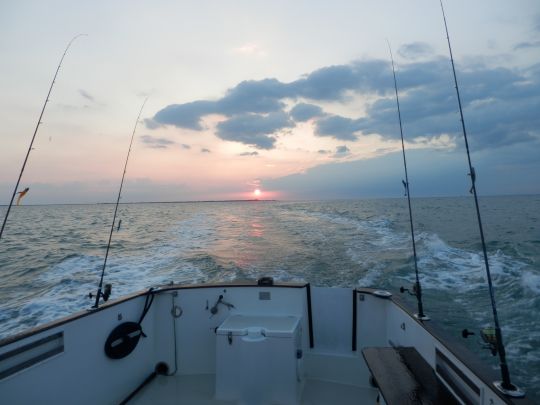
[
  {"xmin": 218, "ymin": 79, "xmax": 290, "ymax": 115},
  {"xmin": 0, "ymin": 179, "xmax": 193, "ymax": 205},
  {"xmin": 201, "ymin": 148, "xmax": 211, "ymax": 153},
  {"xmin": 292, "ymin": 65, "xmax": 359, "ymax": 101},
  {"xmin": 348, "ymin": 61, "xmax": 540, "ymax": 149},
  {"xmin": 216, "ymin": 111, "xmax": 294, "ymax": 149},
  {"xmin": 149, "ymin": 100, "xmax": 217, "ymax": 130},
  {"xmin": 334, "ymin": 145, "xmax": 350, "ymax": 157},
  {"xmin": 514, "ymin": 41, "xmax": 540, "ymax": 50},
  {"xmin": 247, "ymin": 179, "xmax": 261, "ymax": 188},
  {"xmin": 290, "ymin": 60, "xmax": 390, "ymax": 101},
  {"xmin": 233, "ymin": 43, "xmax": 267, "ymax": 57},
  {"xmin": 140, "ymin": 135, "xmax": 175, "ymax": 149},
  {"xmin": 315, "ymin": 115, "xmax": 362, "ymax": 141},
  {"xmin": 239, "ymin": 151, "xmax": 259, "ymax": 156},
  {"xmin": 181, "ymin": 144, "xmax": 191, "ymax": 149},
  {"xmin": 149, "ymin": 57, "xmax": 540, "ymax": 151},
  {"xmin": 144, "ymin": 118, "xmax": 162, "ymax": 129},
  {"xmin": 147, "ymin": 60, "xmax": 391, "ymax": 147},
  {"xmin": 7, "ymin": 139, "xmax": 537, "ymax": 205},
  {"xmin": 264, "ymin": 141, "xmax": 540, "ymax": 199},
  {"xmin": 264, "ymin": 149, "xmax": 470, "ymax": 199},
  {"xmin": 78, "ymin": 89, "xmax": 95, "ymax": 102},
  {"xmin": 397, "ymin": 42, "xmax": 434, "ymax": 59},
  {"xmin": 318, "ymin": 149, "xmax": 331, "ymax": 154},
  {"xmin": 290, "ymin": 103, "xmax": 324, "ymax": 122}
]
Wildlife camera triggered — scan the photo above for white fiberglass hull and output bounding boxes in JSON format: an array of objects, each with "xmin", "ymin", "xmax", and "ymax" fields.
[{"xmin": 0, "ymin": 282, "xmax": 530, "ymax": 405}]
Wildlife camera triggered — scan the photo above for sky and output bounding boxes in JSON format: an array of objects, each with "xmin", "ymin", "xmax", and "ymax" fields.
[{"xmin": 0, "ymin": 0, "xmax": 539, "ymax": 204}]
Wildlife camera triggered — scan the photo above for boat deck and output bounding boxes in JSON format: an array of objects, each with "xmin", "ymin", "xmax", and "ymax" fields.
[{"xmin": 129, "ymin": 374, "xmax": 379, "ymax": 405}]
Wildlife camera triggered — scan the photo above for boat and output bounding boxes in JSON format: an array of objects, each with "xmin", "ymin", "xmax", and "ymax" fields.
[{"xmin": 0, "ymin": 277, "xmax": 533, "ymax": 404}]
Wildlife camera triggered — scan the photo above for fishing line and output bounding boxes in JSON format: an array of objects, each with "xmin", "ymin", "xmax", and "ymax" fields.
[
  {"xmin": 92, "ymin": 97, "xmax": 148, "ymax": 308},
  {"xmin": 439, "ymin": 0, "xmax": 523, "ymax": 397},
  {"xmin": 0, "ymin": 34, "xmax": 86, "ymax": 240},
  {"xmin": 386, "ymin": 40, "xmax": 427, "ymax": 321}
]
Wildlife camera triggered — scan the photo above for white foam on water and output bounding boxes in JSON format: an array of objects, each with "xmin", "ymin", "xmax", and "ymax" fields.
[
  {"xmin": 356, "ymin": 264, "xmax": 384, "ymax": 287},
  {"xmin": 38, "ymin": 253, "xmax": 101, "ymax": 283},
  {"xmin": 303, "ymin": 211, "xmax": 414, "ymax": 288},
  {"xmin": 0, "ymin": 214, "xmax": 215, "ymax": 338},
  {"xmin": 400, "ymin": 232, "xmax": 531, "ymax": 293},
  {"xmin": 239, "ymin": 265, "xmax": 304, "ymax": 283},
  {"xmin": 325, "ymin": 214, "xmax": 409, "ymax": 255},
  {"xmin": 307, "ymin": 212, "xmax": 407, "ymax": 247},
  {"xmin": 169, "ymin": 213, "xmax": 216, "ymax": 251},
  {"xmin": 398, "ymin": 229, "xmax": 540, "ymax": 392},
  {"xmin": 522, "ymin": 271, "xmax": 540, "ymax": 294}
]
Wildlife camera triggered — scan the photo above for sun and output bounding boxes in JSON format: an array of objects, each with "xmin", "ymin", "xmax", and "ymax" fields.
[{"xmin": 253, "ymin": 189, "xmax": 261, "ymax": 198}]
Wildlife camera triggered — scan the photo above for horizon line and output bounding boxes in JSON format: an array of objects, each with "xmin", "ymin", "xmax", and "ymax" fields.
[
  {"xmin": 0, "ymin": 199, "xmax": 278, "ymax": 207},
  {"xmin": 0, "ymin": 193, "xmax": 538, "ymax": 207}
]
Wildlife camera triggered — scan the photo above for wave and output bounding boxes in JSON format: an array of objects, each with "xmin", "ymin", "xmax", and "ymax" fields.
[
  {"xmin": 0, "ymin": 214, "xmax": 216, "ymax": 338},
  {"xmin": 409, "ymin": 232, "xmax": 532, "ymax": 295},
  {"xmin": 522, "ymin": 271, "xmax": 540, "ymax": 294}
]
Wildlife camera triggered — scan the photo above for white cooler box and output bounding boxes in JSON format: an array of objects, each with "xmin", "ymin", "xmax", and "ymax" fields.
[{"xmin": 215, "ymin": 314, "xmax": 303, "ymax": 405}]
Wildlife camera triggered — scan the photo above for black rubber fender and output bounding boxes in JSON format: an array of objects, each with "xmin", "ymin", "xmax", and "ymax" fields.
[{"xmin": 104, "ymin": 322, "xmax": 143, "ymax": 359}]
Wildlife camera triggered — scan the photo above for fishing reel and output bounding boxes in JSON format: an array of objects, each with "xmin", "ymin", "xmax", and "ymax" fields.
[
  {"xmin": 88, "ymin": 283, "xmax": 112, "ymax": 303},
  {"xmin": 461, "ymin": 327, "xmax": 498, "ymax": 356},
  {"xmin": 399, "ymin": 283, "xmax": 419, "ymax": 297},
  {"xmin": 399, "ymin": 283, "xmax": 430, "ymax": 321}
]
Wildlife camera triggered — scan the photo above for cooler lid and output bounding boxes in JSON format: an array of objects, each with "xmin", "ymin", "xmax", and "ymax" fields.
[{"xmin": 216, "ymin": 315, "xmax": 300, "ymax": 338}]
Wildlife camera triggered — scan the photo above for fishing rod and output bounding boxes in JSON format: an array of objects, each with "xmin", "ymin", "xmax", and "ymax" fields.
[
  {"xmin": 439, "ymin": 1, "xmax": 523, "ymax": 397},
  {"xmin": 91, "ymin": 97, "xmax": 148, "ymax": 309},
  {"xmin": 386, "ymin": 40, "xmax": 428, "ymax": 321},
  {"xmin": 0, "ymin": 34, "xmax": 86, "ymax": 240}
]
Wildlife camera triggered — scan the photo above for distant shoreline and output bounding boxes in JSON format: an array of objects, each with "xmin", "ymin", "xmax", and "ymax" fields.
[
  {"xmin": 96, "ymin": 199, "xmax": 278, "ymax": 205},
  {"xmin": 0, "ymin": 194, "xmax": 538, "ymax": 207},
  {"xmin": 0, "ymin": 199, "xmax": 278, "ymax": 207}
]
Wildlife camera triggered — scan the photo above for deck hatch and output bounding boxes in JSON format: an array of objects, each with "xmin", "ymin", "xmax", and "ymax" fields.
[
  {"xmin": 435, "ymin": 348, "xmax": 480, "ymax": 405},
  {"xmin": 0, "ymin": 332, "xmax": 64, "ymax": 380}
]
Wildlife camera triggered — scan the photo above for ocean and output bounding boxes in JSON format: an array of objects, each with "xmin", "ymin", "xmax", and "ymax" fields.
[{"xmin": 0, "ymin": 196, "xmax": 539, "ymax": 399}]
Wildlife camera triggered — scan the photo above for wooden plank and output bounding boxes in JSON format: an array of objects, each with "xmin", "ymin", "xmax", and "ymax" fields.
[
  {"xmin": 398, "ymin": 347, "xmax": 458, "ymax": 404},
  {"xmin": 362, "ymin": 347, "xmax": 457, "ymax": 405}
]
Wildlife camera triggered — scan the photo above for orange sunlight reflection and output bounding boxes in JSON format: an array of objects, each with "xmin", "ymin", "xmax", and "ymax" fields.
[{"xmin": 250, "ymin": 221, "xmax": 264, "ymax": 238}]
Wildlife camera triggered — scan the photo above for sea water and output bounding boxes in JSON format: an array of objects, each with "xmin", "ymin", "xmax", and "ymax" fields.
[{"xmin": 0, "ymin": 195, "xmax": 539, "ymax": 399}]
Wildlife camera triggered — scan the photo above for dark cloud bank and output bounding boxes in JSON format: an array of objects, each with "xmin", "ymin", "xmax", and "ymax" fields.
[
  {"xmin": 265, "ymin": 144, "xmax": 540, "ymax": 199},
  {"xmin": 148, "ymin": 53, "xmax": 540, "ymax": 153}
]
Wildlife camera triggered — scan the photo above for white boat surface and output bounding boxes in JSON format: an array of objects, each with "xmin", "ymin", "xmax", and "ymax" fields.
[{"xmin": 0, "ymin": 279, "xmax": 533, "ymax": 404}]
